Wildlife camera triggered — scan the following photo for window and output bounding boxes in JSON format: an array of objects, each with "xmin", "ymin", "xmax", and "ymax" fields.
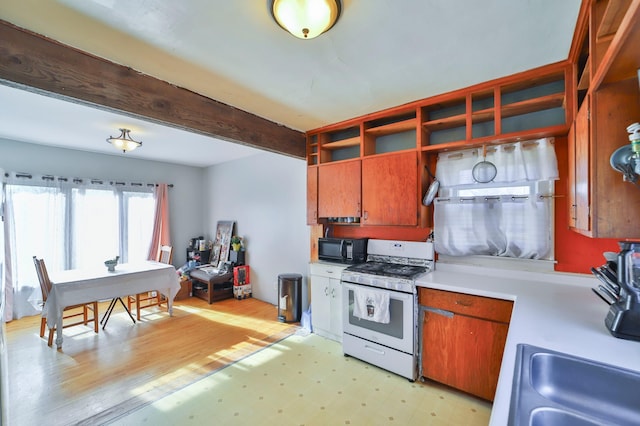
[
  {"xmin": 432, "ymin": 138, "xmax": 558, "ymax": 261},
  {"xmin": 3, "ymin": 174, "xmax": 156, "ymax": 319}
]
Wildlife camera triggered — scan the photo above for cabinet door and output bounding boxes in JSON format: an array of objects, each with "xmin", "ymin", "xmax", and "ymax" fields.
[
  {"xmin": 361, "ymin": 151, "xmax": 418, "ymax": 225},
  {"xmin": 573, "ymin": 96, "xmax": 591, "ymax": 234},
  {"xmin": 421, "ymin": 310, "xmax": 508, "ymax": 401},
  {"xmin": 307, "ymin": 166, "xmax": 318, "ymax": 224},
  {"xmin": 310, "ymin": 274, "xmax": 332, "ymax": 335},
  {"xmin": 328, "ymin": 278, "xmax": 343, "ymax": 337},
  {"xmin": 318, "ymin": 160, "xmax": 361, "ymax": 218}
]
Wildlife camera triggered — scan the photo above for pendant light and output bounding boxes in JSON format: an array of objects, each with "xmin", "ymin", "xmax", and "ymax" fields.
[
  {"xmin": 106, "ymin": 128, "xmax": 142, "ymax": 153},
  {"xmin": 270, "ymin": 0, "xmax": 341, "ymax": 39}
]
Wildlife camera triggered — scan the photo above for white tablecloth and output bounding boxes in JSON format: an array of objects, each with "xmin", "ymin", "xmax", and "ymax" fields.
[{"xmin": 44, "ymin": 261, "xmax": 181, "ymax": 347}]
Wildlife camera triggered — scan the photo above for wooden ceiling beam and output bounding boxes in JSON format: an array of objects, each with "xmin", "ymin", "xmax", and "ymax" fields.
[{"xmin": 0, "ymin": 20, "xmax": 305, "ymax": 159}]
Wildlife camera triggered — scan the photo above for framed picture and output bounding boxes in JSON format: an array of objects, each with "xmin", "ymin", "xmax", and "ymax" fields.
[{"xmin": 210, "ymin": 220, "xmax": 235, "ymax": 266}]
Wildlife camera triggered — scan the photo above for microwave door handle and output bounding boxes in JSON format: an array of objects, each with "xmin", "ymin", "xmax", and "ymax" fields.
[{"xmin": 340, "ymin": 240, "xmax": 346, "ymax": 258}]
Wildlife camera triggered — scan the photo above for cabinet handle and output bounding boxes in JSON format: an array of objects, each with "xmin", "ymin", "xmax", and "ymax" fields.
[
  {"xmin": 363, "ymin": 211, "xmax": 368, "ymax": 220},
  {"xmin": 324, "ymin": 286, "xmax": 329, "ymax": 296},
  {"xmin": 455, "ymin": 299, "xmax": 473, "ymax": 307},
  {"xmin": 330, "ymin": 288, "xmax": 336, "ymax": 298},
  {"xmin": 326, "ymin": 270, "xmax": 333, "ymax": 274},
  {"xmin": 421, "ymin": 306, "xmax": 454, "ymax": 318}
]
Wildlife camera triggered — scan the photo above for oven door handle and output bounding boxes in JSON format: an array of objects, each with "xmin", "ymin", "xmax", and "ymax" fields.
[{"xmin": 420, "ymin": 305, "xmax": 454, "ymax": 318}]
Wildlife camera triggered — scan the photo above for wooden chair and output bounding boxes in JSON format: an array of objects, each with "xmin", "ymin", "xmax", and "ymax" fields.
[
  {"xmin": 33, "ymin": 256, "xmax": 99, "ymax": 347},
  {"xmin": 127, "ymin": 245, "xmax": 173, "ymax": 320}
]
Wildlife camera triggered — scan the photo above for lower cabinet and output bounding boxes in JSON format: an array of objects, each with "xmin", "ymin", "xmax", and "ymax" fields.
[
  {"xmin": 419, "ymin": 287, "xmax": 513, "ymax": 401},
  {"xmin": 309, "ymin": 263, "xmax": 346, "ymax": 342}
]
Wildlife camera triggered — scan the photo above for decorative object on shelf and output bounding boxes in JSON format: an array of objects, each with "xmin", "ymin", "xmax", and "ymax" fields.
[
  {"xmin": 610, "ymin": 122, "xmax": 640, "ymax": 187},
  {"xmin": 106, "ymin": 128, "xmax": 142, "ymax": 153},
  {"xmin": 269, "ymin": 0, "xmax": 341, "ymax": 39},
  {"xmin": 422, "ymin": 164, "xmax": 439, "ymax": 206},
  {"xmin": 231, "ymin": 235, "xmax": 243, "ymax": 252},
  {"xmin": 211, "ymin": 221, "xmax": 235, "ymax": 267},
  {"xmin": 104, "ymin": 256, "xmax": 119, "ymax": 272}
]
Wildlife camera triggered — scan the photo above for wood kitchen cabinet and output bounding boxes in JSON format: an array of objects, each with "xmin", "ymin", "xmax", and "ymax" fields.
[
  {"xmin": 309, "ymin": 263, "xmax": 346, "ymax": 342},
  {"xmin": 361, "ymin": 151, "xmax": 418, "ymax": 226},
  {"xmin": 568, "ymin": 97, "xmax": 591, "ymax": 232},
  {"xmin": 568, "ymin": 0, "xmax": 640, "ymax": 238},
  {"xmin": 419, "ymin": 287, "xmax": 513, "ymax": 401},
  {"xmin": 307, "ymin": 166, "xmax": 318, "ymax": 224},
  {"xmin": 317, "ymin": 160, "xmax": 361, "ymax": 218}
]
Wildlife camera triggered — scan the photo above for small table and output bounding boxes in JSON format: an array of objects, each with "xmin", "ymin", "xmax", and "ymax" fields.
[
  {"xmin": 190, "ymin": 269, "xmax": 233, "ymax": 304},
  {"xmin": 45, "ymin": 261, "xmax": 181, "ymax": 348}
]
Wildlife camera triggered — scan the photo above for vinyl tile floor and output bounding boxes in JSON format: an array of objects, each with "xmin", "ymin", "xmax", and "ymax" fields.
[{"xmin": 109, "ymin": 332, "xmax": 492, "ymax": 425}]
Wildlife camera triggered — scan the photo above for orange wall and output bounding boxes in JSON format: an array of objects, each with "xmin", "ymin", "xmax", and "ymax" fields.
[{"xmin": 332, "ymin": 136, "xmax": 621, "ymax": 274}]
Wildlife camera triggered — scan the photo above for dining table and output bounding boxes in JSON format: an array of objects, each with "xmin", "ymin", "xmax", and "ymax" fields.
[{"xmin": 44, "ymin": 261, "xmax": 181, "ymax": 348}]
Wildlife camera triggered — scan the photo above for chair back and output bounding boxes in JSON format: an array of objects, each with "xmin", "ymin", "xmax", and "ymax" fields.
[
  {"xmin": 33, "ymin": 256, "xmax": 53, "ymax": 303},
  {"xmin": 158, "ymin": 245, "xmax": 173, "ymax": 264}
]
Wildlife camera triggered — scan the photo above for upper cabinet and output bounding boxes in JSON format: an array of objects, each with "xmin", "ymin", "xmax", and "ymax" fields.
[
  {"xmin": 361, "ymin": 151, "xmax": 418, "ymax": 226},
  {"xmin": 568, "ymin": 0, "xmax": 640, "ymax": 238},
  {"xmin": 317, "ymin": 160, "xmax": 361, "ymax": 219},
  {"xmin": 306, "ymin": 62, "xmax": 573, "ymax": 229},
  {"xmin": 421, "ymin": 65, "xmax": 569, "ymax": 152}
]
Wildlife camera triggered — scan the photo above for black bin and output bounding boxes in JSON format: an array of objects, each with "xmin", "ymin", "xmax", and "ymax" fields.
[{"xmin": 278, "ymin": 273, "xmax": 302, "ymax": 323}]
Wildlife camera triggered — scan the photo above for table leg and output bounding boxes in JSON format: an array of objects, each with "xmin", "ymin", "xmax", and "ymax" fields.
[
  {"xmin": 55, "ymin": 316, "xmax": 63, "ymax": 348},
  {"xmin": 167, "ymin": 288, "xmax": 173, "ymax": 316}
]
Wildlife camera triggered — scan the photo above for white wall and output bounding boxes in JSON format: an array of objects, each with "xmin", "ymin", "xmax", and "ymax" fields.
[
  {"xmin": 0, "ymin": 139, "xmax": 205, "ymax": 267},
  {"xmin": 205, "ymin": 152, "xmax": 310, "ymax": 308}
]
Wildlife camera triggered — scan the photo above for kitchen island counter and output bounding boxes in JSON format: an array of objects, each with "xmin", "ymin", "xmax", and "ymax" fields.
[{"xmin": 415, "ymin": 262, "xmax": 640, "ymax": 426}]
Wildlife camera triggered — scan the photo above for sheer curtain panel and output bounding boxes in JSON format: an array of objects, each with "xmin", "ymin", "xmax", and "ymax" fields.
[
  {"xmin": 2, "ymin": 173, "xmax": 155, "ymax": 320},
  {"xmin": 433, "ymin": 138, "xmax": 558, "ymax": 260}
]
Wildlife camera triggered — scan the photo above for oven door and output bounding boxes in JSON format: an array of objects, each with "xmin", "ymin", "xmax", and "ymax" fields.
[{"xmin": 342, "ymin": 281, "xmax": 414, "ymax": 354}]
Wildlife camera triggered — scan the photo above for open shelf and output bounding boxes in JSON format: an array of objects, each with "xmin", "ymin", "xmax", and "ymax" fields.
[
  {"xmin": 365, "ymin": 118, "xmax": 417, "ymax": 136},
  {"xmin": 597, "ymin": 0, "xmax": 632, "ymax": 39},
  {"xmin": 501, "ymin": 93, "xmax": 565, "ymax": 119},
  {"xmin": 422, "ymin": 113, "xmax": 466, "ymax": 131},
  {"xmin": 321, "ymin": 136, "xmax": 360, "ymax": 150}
]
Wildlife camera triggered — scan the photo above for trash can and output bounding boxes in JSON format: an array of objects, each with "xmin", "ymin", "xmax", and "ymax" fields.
[{"xmin": 278, "ymin": 273, "xmax": 302, "ymax": 323}]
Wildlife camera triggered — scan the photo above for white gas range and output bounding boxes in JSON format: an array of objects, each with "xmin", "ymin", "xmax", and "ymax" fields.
[{"xmin": 340, "ymin": 239, "xmax": 434, "ymax": 381}]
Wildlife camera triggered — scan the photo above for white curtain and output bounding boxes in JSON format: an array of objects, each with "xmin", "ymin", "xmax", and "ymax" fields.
[
  {"xmin": 2, "ymin": 173, "xmax": 155, "ymax": 321},
  {"xmin": 433, "ymin": 138, "xmax": 557, "ymax": 260}
]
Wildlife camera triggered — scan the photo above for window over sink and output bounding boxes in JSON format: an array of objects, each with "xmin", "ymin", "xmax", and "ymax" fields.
[{"xmin": 432, "ymin": 138, "xmax": 558, "ymax": 262}]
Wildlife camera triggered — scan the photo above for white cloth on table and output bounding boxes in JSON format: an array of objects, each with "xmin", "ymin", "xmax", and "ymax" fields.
[
  {"xmin": 352, "ymin": 286, "xmax": 390, "ymax": 324},
  {"xmin": 44, "ymin": 261, "xmax": 181, "ymax": 346}
]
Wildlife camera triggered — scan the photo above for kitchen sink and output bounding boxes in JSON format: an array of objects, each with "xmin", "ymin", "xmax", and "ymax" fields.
[{"xmin": 508, "ymin": 344, "xmax": 640, "ymax": 426}]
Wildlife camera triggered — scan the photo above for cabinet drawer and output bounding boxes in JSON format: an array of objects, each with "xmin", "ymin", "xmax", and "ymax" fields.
[
  {"xmin": 309, "ymin": 262, "xmax": 347, "ymax": 279},
  {"xmin": 419, "ymin": 287, "xmax": 512, "ymax": 323}
]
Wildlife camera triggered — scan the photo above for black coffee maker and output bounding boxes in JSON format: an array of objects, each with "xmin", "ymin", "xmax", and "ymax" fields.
[{"xmin": 604, "ymin": 241, "xmax": 640, "ymax": 341}]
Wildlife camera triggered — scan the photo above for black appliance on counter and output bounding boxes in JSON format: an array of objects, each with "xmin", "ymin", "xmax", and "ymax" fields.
[
  {"xmin": 318, "ymin": 237, "xmax": 368, "ymax": 264},
  {"xmin": 592, "ymin": 241, "xmax": 640, "ymax": 341}
]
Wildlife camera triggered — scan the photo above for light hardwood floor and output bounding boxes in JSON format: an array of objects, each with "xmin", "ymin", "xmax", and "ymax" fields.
[{"xmin": 5, "ymin": 296, "xmax": 297, "ymax": 426}]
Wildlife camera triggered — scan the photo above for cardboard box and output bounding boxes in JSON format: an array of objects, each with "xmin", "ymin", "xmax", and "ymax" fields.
[
  {"xmin": 233, "ymin": 284, "xmax": 252, "ymax": 299},
  {"xmin": 175, "ymin": 275, "xmax": 192, "ymax": 300},
  {"xmin": 234, "ymin": 265, "xmax": 250, "ymax": 286}
]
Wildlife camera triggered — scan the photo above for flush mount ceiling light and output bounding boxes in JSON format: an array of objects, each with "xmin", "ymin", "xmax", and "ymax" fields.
[
  {"xmin": 106, "ymin": 128, "xmax": 142, "ymax": 153},
  {"xmin": 270, "ymin": 0, "xmax": 341, "ymax": 39}
]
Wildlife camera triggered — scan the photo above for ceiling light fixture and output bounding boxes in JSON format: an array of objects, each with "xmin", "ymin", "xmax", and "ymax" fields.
[
  {"xmin": 106, "ymin": 128, "xmax": 142, "ymax": 153},
  {"xmin": 270, "ymin": 0, "xmax": 341, "ymax": 40}
]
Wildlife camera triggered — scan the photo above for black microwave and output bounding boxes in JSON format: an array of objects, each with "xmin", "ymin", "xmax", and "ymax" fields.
[{"xmin": 318, "ymin": 238, "xmax": 368, "ymax": 264}]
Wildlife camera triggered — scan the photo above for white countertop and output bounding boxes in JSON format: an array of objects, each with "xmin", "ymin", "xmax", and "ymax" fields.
[{"xmin": 415, "ymin": 262, "xmax": 640, "ymax": 426}]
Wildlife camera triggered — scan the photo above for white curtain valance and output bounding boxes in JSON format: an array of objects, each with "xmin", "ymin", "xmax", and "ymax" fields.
[{"xmin": 435, "ymin": 138, "xmax": 558, "ymax": 187}]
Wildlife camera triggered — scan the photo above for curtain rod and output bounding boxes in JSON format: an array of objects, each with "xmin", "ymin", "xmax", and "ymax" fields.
[{"xmin": 5, "ymin": 172, "xmax": 173, "ymax": 188}]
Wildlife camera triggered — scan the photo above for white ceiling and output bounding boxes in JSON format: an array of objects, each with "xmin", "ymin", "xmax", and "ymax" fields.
[{"xmin": 0, "ymin": 0, "xmax": 582, "ymax": 167}]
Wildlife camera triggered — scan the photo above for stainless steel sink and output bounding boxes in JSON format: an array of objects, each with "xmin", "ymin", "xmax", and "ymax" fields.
[{"xmin": 508, "ymin": 344, "xmax": 640, "ymax": 426}]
